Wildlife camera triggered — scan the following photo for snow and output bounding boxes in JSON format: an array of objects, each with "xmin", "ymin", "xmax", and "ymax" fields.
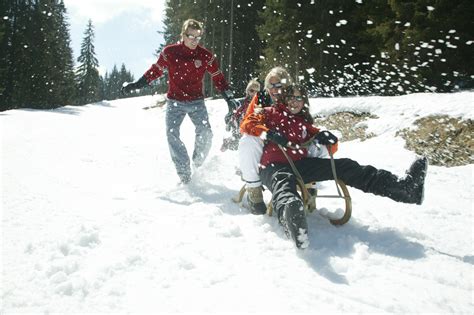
[{"xmin": 1, "ymin": 92, "xmax": 473, "ymax": 313}]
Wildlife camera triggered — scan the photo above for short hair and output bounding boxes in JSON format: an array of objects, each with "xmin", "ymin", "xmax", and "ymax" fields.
[
  {"xmin": 245, "ymin": 79, "xmax": 260, "ymax": 96},
  {"xmin": 264, "ymin": 67, "xmax": 293, "ymax": 90},
  {"xmin": 181, "ymin": 19, "xmax": 204, "ymax": 38}
]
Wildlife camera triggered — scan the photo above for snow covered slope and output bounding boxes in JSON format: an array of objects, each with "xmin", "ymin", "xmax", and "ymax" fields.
[{"xmin": 1, "ymin": 92, "xmax": 473, "ymax": 313}]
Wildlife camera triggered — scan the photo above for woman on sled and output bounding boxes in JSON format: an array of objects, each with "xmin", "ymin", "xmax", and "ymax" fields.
[
  {"xmin": 240, "ymin": 84, "xmax": 428, "ymax": 249},
  {"xmin": 238, "ymin": 67, "xmax": 294, "ymax": 214}
]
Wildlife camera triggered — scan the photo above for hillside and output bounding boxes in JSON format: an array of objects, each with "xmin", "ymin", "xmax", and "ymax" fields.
[{"xmin": 2, "ymin": 92, "xmax": 473, "ymax": 313}]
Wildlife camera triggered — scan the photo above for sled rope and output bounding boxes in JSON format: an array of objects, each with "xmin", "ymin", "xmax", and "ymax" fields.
[
  {"xmin": 285, "ymin": 134, "xmax": 317, "ymax": 150},
  {"xmin": 284, "ymin": 137, "xmax": 343, "ymax": 198},
  {"xmin": 278, "ymin": 144, "xmax": 308, "ymax": 195},
  {"xmin": 277, "ymin": 143, "xmax": 352, "ymax": 226},
  {"xmin": 278, "ymin": 143, "xmax": 348, "ymax": 200},
  {"xmin": 328, "ymin": 144, "xmax": 344, "ymax": 198}
]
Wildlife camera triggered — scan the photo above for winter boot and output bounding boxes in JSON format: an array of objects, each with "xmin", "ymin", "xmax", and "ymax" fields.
[
  {"xmin": 177, "ymin": 166, "xmax": 192, "ymax": 185},
  {"xmin": 280, "ymin": 198, "xmax": 309, "ymax": 249},
  {"xmin": 246, "ymin": 186, "xmax": 267, "ymax": 215},
  {"xmin": 369, "ymin": 157, "xmax": 428, "ymax": 204},
  {"xmin": 179, "ymin": 174, "xmax": 191, "ymax": 185},
  {"xmin": 405, "ymin": 157, "xmax": 428, "ymax": 205}
]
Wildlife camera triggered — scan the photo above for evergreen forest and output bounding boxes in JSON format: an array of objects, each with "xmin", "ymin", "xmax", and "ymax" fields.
[
  {"xmin": 162, "ymin": 0, "xmax": 473, "ymax": 97},
  {"xmin": 0, "ymin": 0, "xmax": 134, "ymax": 110},
  {"xmin": 1, "ymin": 0, "xmax": 473, "ymax": 111}
]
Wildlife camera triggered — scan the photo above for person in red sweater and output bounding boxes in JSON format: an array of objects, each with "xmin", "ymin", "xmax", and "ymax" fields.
[
  {"xmin": 221, "ymin": 79, "xmax": 261, "ymax": 152},
  {"xmin": 241, "ymin": 84, "xmax": 428, "ymax": 249},
  {"xmin": 122, "ymin": 19, "xmax": 238, "ymax": 184}
]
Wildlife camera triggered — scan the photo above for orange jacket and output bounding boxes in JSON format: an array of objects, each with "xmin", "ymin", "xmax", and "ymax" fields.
[
  {"xmin": 239, "ymin": 93, "xmax": 268, "ymax": 136},
  {"xmin": 240, "ymin": 102, "xmax": 338, "ymax": 166}
]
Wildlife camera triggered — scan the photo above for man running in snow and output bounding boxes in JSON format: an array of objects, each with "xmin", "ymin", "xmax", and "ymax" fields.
[{"xmin": 122, "ymin": 19, "xmax": 238, "ymax": 184}]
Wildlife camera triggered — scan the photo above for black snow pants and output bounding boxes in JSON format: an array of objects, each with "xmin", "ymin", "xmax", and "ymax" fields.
[{"xmin": 260, "ymin": 157, "xmax": 404, "ymax": 219}]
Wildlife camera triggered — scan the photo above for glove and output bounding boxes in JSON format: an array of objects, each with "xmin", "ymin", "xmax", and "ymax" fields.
[
  {"xmin": 222, "ymin": 90, "xmax": 240, "ymax": 129},
  {"xmin": 257, "ymin": 90, "xmax": 272, "ymax": 107},
  {"xmin": 224, "ymin": 111, "xmax": 233, "ymax": 126},
  {"xmin": 222, "ymin": 90, "xmax": 240, "ymax": 112},
  {"xmin": 266, "ymin": 130, "xmax": 289, "ymax": 147},
  {"xmin": 224, "ymin": 111, "xmax": 236, "ymax": 131},
  {"xmin": 226, "ymin": 98, "xmax": 240, "ymax": 112},
  {"xmin": 255, "ymin": 79, "xmax": 272, "ymax": 107},
  {"xmin": 121, "ymin": 76, "xmax": 148, "ymax": 95},
  {"xmin": 315, "ymin": 130, "xmax": 338, "ymax": 145}
]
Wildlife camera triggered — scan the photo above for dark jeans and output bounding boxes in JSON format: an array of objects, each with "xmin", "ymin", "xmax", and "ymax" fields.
[
  {"xmin": 260, "ymin": 157, "xmax": 394, "ymax": 218},
  {"xmin": 165, "ymin": 99, "xmax": 213, "ymax": 180}
]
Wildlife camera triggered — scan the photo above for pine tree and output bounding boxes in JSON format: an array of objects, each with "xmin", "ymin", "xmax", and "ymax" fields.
[
  {"xmin": 52, "ymin": 0, "xmax": 76, "ymax": 105},
  {"xmin": 0, "ymin": 7, "xmax": 7, "ymax": 102},
  {"xmin": 26, "ymin": 0, "xmax": 76, "ymax": 107},
  {"xmin": 98, "ymin": 74, "xmax": 106, "ymax": 101},
  {"xmin": 100, "ymin": 63, "xmax": 134, "ymax": 100},
  {"xmin": 0, "ymin": 0, "xmax": 76, "ymax": 110},
  {"xmin": 76, "ymin": 19, "xmax": 101, "ymax": 105},
  {"xmin": 227, "ymin": 0, "xmax": 264, "ymax": 95},
  {"xmin": 257, "ymin": 0, "xmax": 304, "ymax": 81},
  {"xmin": 256, "ymin": 0, "xmax": 473, "ymax": 96},
  {"xmin": 107, "ymin": 65, "xmax": 120, "ymax": 100},
  {"xmin": 118, "ymin": 63, "xmax": 134, "ymax": 98},
  {"xmin": 383, "ymin": 0, "xmax": 474, "ymax": 92},
  {"xmin": 0, "ymin": 0, "xmax": 34, "ymax": 110},
  {"xmin": 152, "ymin": 0, "xmax": 474, "ymax": 97}
]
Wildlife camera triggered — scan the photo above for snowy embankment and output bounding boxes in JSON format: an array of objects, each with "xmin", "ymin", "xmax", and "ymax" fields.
[{"xmin": 1, "ymin": 92, "xmax": 473, "ymax": 313}]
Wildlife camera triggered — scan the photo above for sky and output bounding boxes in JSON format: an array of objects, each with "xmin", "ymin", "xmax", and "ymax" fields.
[{"xmin": 64, "ymin": 0, "xmax": 167, "ymax": 78}]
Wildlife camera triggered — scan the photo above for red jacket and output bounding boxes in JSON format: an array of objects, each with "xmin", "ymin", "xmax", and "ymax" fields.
[
  {"xmin": 143, "ymin": 42, "xmax": 229, "ymax": 101},
  {"xmin": 241, "ymin": 103, "xmax": 322, "ymax": 166}
]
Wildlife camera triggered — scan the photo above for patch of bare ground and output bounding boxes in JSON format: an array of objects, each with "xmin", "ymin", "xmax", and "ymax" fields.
[
  {"xmin": 396, "ymin": 115, "xmax": 473, "ymax": 167},
  {"xmin": 314, "ymin": 111, "xmax": 377, "ymax": 142},
  {"xmin": 315, "ymin": 112, "xmax": 472, "ymax": 167}
]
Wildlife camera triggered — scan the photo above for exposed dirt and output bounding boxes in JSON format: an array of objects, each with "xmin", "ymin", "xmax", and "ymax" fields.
[
  {"xmin": 396, "ymin": 115, "xmax": 473, "ymax": 167},
  {"xmin": 314, "ymin": 111, "xmax": 377, "ymax": 142},
  {"xmin": 315, "ymin": 112, "xmax": 472, "ymax": 167}
]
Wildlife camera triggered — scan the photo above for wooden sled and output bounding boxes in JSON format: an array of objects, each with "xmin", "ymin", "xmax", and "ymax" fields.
[{"xmin": 232, "ymin": 179, "xmax": 352, "ymax": 226}]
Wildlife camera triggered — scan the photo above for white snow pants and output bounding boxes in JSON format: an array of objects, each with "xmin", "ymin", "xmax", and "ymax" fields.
[
  {"xmin": 238, "ymin": 134, "xmax": 264, "ymax": 188},
  {"xmin": 237, "ymin": 134, "xmax": 330, "ymax": 188}
]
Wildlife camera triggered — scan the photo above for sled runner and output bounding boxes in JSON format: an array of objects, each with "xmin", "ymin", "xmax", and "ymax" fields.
[
  {"xmin": 232, "ymin": 144, "xmax": 352, "ymax": 226},
  {"xmin": 232, "ymin": 179, "xmax": 351, "ymax": 226}
]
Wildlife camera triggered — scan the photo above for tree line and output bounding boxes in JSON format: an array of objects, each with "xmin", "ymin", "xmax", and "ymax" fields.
[
  {"xmin": 162, "ymin": 0, "xmax": 473, "ymax": 97},
  {"xmin": 0, "ymin": 0, "xmax": 135, "ymax": 111},
  {"xmin": 1, "ymin": 0, "xmax": 473, "ymax": 111}
]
